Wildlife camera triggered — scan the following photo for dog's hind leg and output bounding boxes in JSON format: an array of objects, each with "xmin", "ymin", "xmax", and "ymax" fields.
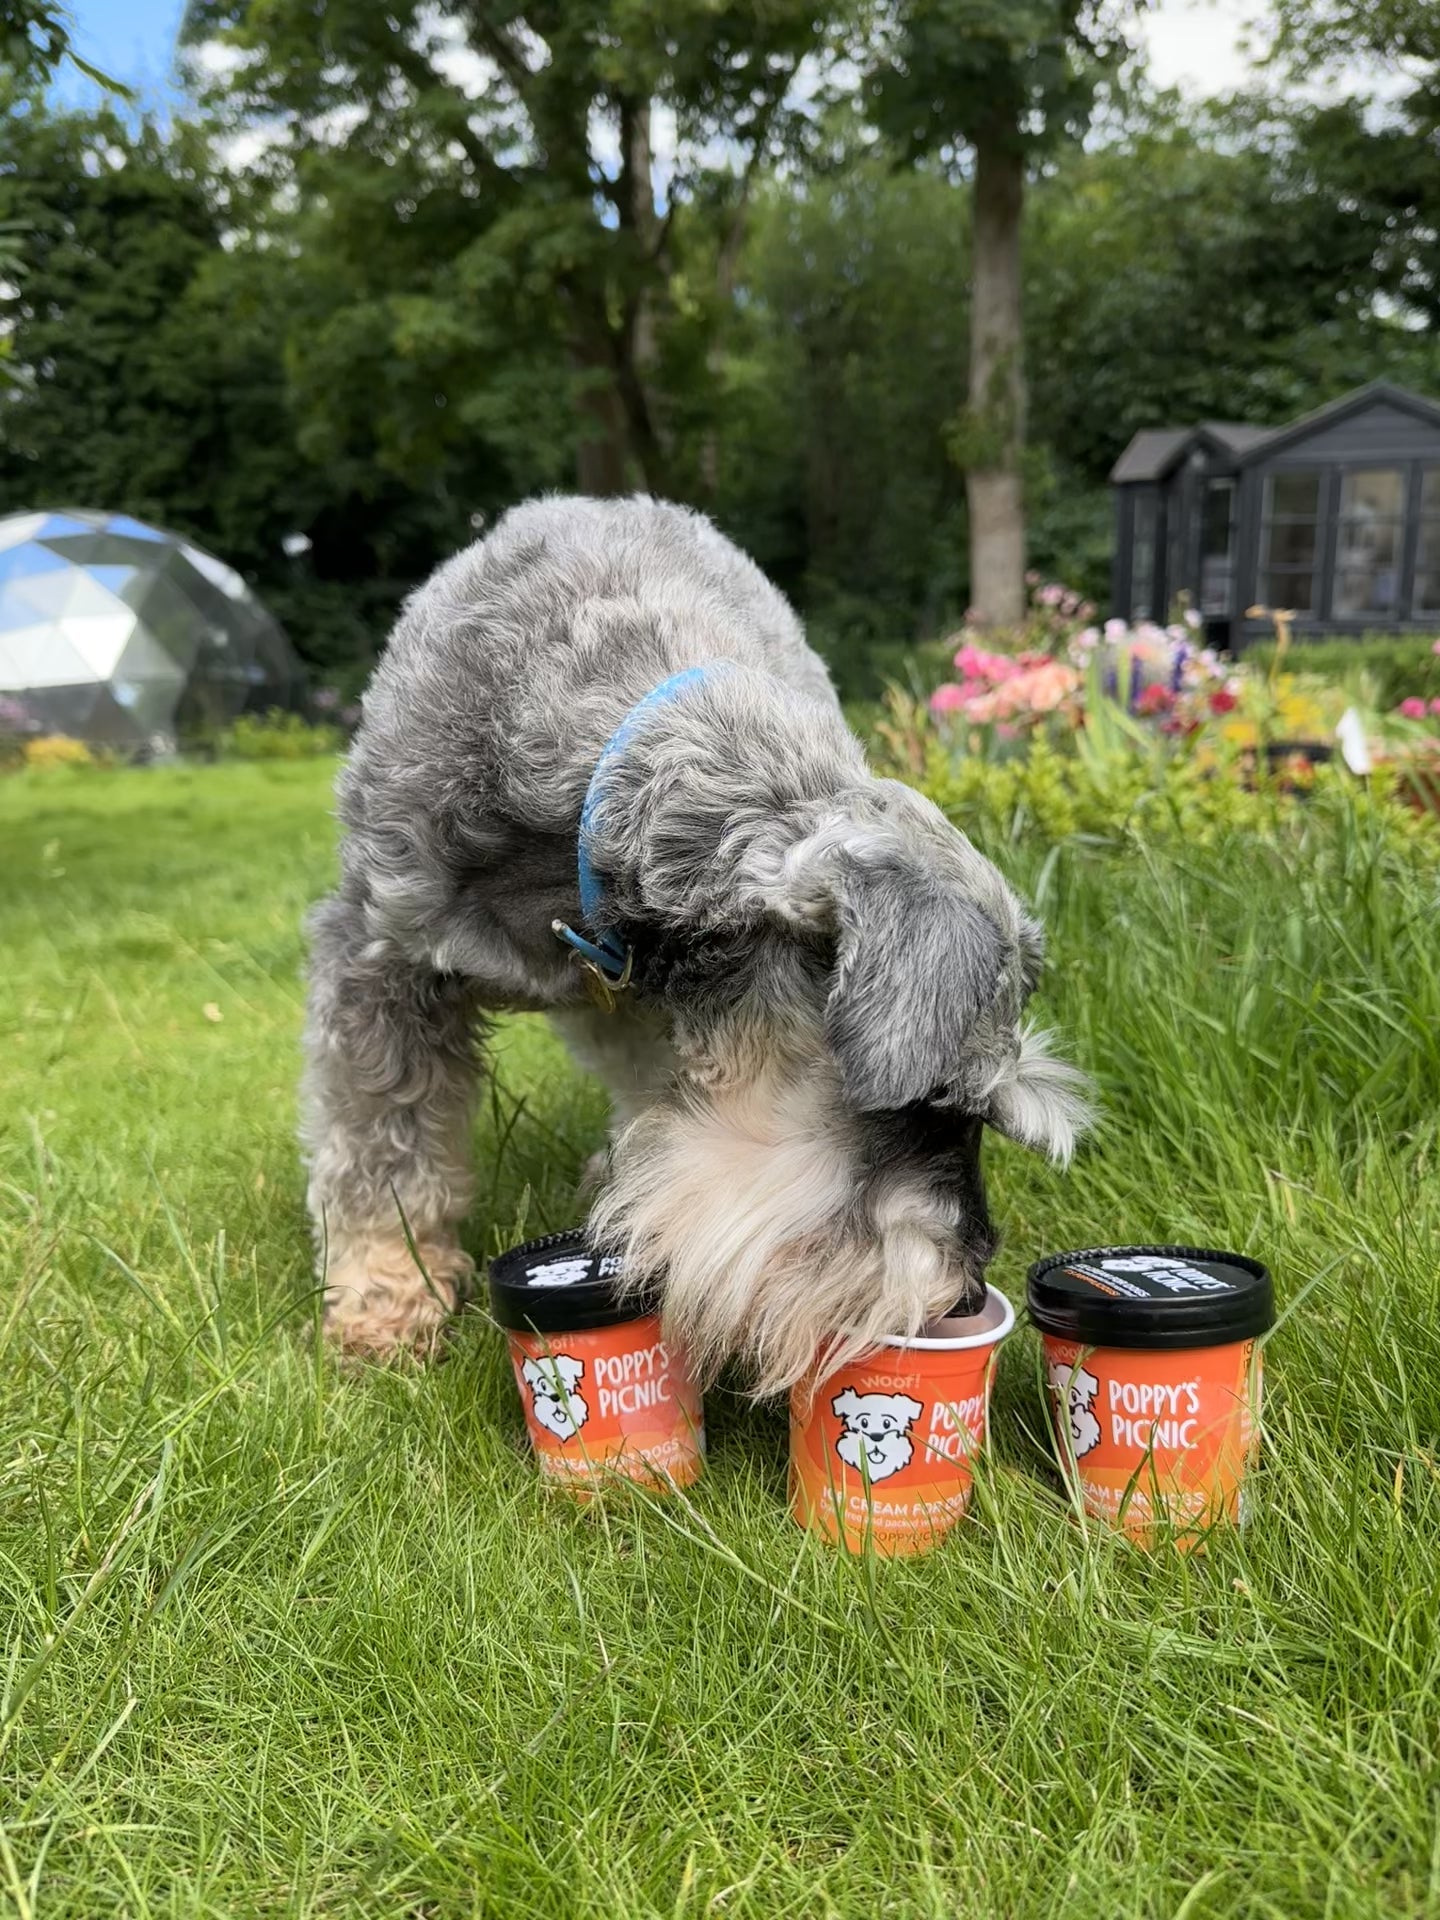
[
  {"xmin": 301, "ymin": 891, "xmax": 482, "ymax": 1358},
  {"xmin": 548, "ymin": 1002, "xmax": 677, "ymax": 1191}
]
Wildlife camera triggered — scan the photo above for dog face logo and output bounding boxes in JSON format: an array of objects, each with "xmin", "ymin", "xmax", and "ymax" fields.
[
  {"xmin": 832, "ymin": 1389, "xmax": 924, "ymax": 1482},
  {"xmin": 1048, "ymin": 1360, "xmax": 1101, "ymax": 1458},
  {"xmin": 522, "ymin": 1353, "xmax": 589, "ymax": 1441},
  {"xmin": 526, "ymin": 1257, "xmax": 591, "ymax": 1288}
]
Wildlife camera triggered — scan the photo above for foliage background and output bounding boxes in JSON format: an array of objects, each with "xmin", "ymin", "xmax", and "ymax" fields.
[{"xmin": 4, "ymin": 8, "xmax": 1440, "ymax": 693}]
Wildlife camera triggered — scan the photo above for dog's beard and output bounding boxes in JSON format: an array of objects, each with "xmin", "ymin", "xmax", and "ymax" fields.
[{"xmin": 590, "ymin": 1040, "xmax": 982, "ymax": 1396}]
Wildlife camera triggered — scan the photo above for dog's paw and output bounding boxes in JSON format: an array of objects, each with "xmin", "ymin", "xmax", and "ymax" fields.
[{"xmin": 321, "ymin": 1236, "xmax": 472, "ymax": 1362}]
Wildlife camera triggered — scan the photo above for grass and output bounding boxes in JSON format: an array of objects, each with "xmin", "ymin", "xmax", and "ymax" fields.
[{"xmin": 1, "ymin": 757, "xmax": 1438, "ymax": 1918}]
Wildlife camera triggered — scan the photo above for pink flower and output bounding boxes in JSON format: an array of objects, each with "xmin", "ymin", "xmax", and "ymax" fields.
[
  {"xmin": 1024, "ymin": 571, "xmax": 1041, "ymax": 588},
  {"xmin": 1078, "ymin": 602, "xmax": 1095, "ymax": 620},
  {"xmin": 1430, "ymin": 698, "xmax": 1440, "ymax": 717},
  {"xmin": 1104, "ymin": 618, "xmax": 1128, "ymax": 641},
  {"xmin": 1209, "ymin": 688, "xmax": 1239, "ymax": 715},
  {"xmin": 929, "ymin": 683, "xmax": 970, "ymax": 713},
  {"xmin": 1038, "ymin": 584, "xmax": 1065, "ymax": 608},
  {"xmin": 1432, "ymin": 639, "xmax": 1440, "ymax": 656},
  {"xmin": 1074, "ymin": 627, "xmax": 1100, "ymax": 649},
  {"xmin": 954, "ymin": 644, "xmax": 1020, "ymax": 683},
  {"xmin": 1398, "ymin": 697, "xmax": 1428, "ymax": 719},
  {"xmin": 1136, "ymin": 684, "xmax": 1175, "ymax": 716}
]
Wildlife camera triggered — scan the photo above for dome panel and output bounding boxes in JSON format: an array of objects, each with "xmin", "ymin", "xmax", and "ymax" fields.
[
  {"xmin": 104, "ymin": 514, "xmax": 167, "ymax": 542},
  {"xmin": 0, "ymin": 514, "xmax": 49, "ymax": 553},
  {"xmin": 0, "ymin": 543, "xmax": 69, "ymax": 587},
  {"xmin": 64, "ymin": 611, "xmax": 138, "ymax": 678},
  {"xmin": 2, "ymin": 623, "xmax": 96, "ymax": 688}
]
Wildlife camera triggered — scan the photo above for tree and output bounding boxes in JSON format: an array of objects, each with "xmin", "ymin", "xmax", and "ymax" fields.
[
  {"xmin": 704, "ymin": 159, "xmax": 973, "ymax": 675},
  {"xmin": 0, "ymin": 100, "xmax": 531, "ymax": 677},
  {"xmin": 865, "ymin": 0, "xmax": 1142, "ymax": 624},
  {"xmin": 182, "ymin": 0, "xmax": 841, "ymax": 495},
  {"xmin": 1024, "ymin": 95, "xmax": 1440, "ymax": 485},
  {"xmin": 0, "ymin": 1, "xmax": 125, "ymax": 91}
]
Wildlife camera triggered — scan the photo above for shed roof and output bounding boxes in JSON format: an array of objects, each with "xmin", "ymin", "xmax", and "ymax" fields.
[
  {"xmin": 1109, "ymin": 428, "xmax": 1195, "ymax": 484},
  {"xmin": 1109, "ymin": 421, "xmax": 1273, "ymax": 483},
  {"xmin": 1109, "ymin": 381, "xmax": 1440, "ymax": 485}
]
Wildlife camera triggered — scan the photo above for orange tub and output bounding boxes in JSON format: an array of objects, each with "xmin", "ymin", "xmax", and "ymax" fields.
[
  {"xmin": 489, "ymin": 1232, "xmax": 704, "ymax": 1492},
  {"xmin": 1027, "ymin": 1245, "xmax": 1273, "ymax": 1546},
  {"xmin": 789, "ymin": 1286, "xmax": 1015, "ymax": 1555}
]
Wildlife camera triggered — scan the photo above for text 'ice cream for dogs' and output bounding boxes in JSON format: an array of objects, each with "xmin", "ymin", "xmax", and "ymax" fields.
[
  {"xmin": 489, "ymin": 1231, "xmax": 705, "ymax": 1493},
  {"xmin": 1027, "ymin": 1244, "xmax": 1274, "ymax": 1546}
]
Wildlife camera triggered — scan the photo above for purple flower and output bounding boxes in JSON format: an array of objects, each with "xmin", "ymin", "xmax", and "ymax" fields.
[{"xmin": 1104, "ymin": 618, "xmax": 1128, "ymax": 642}]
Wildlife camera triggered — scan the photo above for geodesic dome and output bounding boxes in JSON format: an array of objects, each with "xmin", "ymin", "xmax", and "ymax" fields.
[{"xmin": 0, "ymin": 508, "xmax": 302, "ymax": 748}]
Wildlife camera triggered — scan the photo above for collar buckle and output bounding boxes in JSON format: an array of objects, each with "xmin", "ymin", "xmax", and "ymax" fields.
[{"xmin": 552, "ymin": 919, "xmax": 634, "ymax": 1012}]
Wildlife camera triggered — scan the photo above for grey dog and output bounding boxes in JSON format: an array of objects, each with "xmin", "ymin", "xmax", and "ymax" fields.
[{"xmin": 301, "ymin": 495, "xmax": 1089, "ymax": 1391}]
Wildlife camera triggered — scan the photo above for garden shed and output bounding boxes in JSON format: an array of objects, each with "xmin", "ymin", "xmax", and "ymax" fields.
[{"xmin": 1109, "ymin": 380, "xmax": 1440, "ymax": 652}]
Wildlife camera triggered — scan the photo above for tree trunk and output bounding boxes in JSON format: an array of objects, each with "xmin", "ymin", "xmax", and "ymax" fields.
[
  {"xmin": 966, "ymin": 125, "xmax": 1026, "ymax": 626},
  {"xmin": 571, "ymin": 332, "xmax": 630, "ymax": 496}
]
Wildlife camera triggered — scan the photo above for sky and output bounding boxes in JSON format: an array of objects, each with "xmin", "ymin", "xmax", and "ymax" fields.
[{"xmin": 58, "ymin": 0, "xmax": 1274, "ymax": 111}]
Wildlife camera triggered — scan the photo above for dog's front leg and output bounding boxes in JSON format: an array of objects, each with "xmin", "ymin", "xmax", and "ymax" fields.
[
  {"xmin": 548, "ymin": 1002, "xmax": 677, "ymax": 1191},
  {"xmin": 301, "ymin": 892, "xmax": 483, "ymax": 1358}
]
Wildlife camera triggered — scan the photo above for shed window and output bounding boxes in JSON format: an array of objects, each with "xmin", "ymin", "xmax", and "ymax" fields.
[
  {"xmin": 1131, "ymin": 493, "xmax": 1158, "ymax": 620},
  {"xmin": 1415, "ymin": 469, "xmax": 1440, "ymax": 615},
  {"xmin": 1199, "ymin": 479, "xmax": 1235, "ymax": 615},
  {"xmin": 1333, "ymin": 469, "xmax": 1404, "ymax": 617},
  {"xmin": 1259, "ymin": 471, "xmax": 1320, "ymax": 613}
]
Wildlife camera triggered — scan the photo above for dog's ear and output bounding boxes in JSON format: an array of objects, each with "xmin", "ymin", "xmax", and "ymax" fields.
[
  {"xmin": 984, "ymin": 1024, "xmax": 1094, "ymax": 1167},
  {"xmin": 554, "ymin": 1356, "xmax": 584, "ymax": 1388},
  {"xmin": 823, "ymin": 853, "xmax": 1006, "ymax": 1112},
  {"xmin": 897, "ymin": 1395, "xmax": 923, "ymax": 1426},
  {"xmin": 832, "ymin": 1388, "xmax": 860, "ymax": 1422}
]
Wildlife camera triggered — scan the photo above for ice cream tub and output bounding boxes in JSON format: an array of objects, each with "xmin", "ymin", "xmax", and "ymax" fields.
[
  {"xmin": 1027, "ymin": 1244, "xmax": 1273, "ymax": 1546},
  {"xmin": 789, "ymin": 1285, "xmax": 1015, "ymax": 1556},
  {"xmin": 488, "ymin": 1230, "xmax": 704, "ymax": 1492}
]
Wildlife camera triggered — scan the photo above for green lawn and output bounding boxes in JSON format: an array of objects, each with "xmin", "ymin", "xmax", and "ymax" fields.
[{"xmin": 1, "ymin": 758, "xmax": 1438, "ymax": 1919}]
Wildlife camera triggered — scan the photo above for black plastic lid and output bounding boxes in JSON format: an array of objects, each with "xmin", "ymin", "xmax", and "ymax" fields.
[
  {"xmin": 488, "ymin": 1229, "xmax": 652, "ymax": 1334},
  {"xmin": 1026, "ymin": 1245, "xmax": 1274, "ymax": 1352}
]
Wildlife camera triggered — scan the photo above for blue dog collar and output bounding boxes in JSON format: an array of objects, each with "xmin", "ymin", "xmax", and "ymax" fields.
[{"xmin": 553, "ymin": 665, "xmax": 716, "ymax": 993}]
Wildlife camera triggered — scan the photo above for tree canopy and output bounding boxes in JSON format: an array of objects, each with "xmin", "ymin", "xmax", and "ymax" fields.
[{"xmin": 2, "ymin": 12, "xmax": 1439, "ymax": 691}]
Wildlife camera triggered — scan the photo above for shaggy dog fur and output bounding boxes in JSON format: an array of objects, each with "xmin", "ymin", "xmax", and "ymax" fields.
[{"xmin": 301, "ymin": 495, "xmax": 1090, "ymax": 1391}]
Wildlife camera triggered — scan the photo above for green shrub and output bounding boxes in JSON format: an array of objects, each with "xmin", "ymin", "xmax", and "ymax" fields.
[
  {"xmin": 216, "ymin": 710, "xmax": 342, "ymax": 760},
  {"xmin": 872, "ymin": 691, "xmax": 1440, "ymax": 865},
  {"xmin": 1246, "ymin": 632, "xmax": 1440, "ymax": 709}
]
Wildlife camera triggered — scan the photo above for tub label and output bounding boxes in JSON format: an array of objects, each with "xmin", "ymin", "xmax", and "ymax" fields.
[
  {"xmin": 1043, "ymin": 1336, "xmax": 1261, "ymax": 1546},
  {"xmin": 791, "ymin": 1349, "xmax": 1000, "ymax": 1557},
  {"xmin": 507, "ymin": 1315, "xmax": 704, "ymax": 1490}
]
